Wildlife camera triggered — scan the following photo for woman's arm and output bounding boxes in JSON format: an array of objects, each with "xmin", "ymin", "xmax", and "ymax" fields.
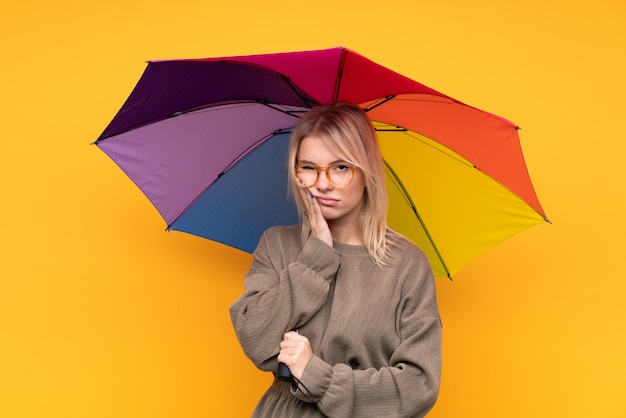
[
  {"xmin": 295, "ymin": 315, "xmax": 441, "ymax": 418},
  {"xmin": 229, "ymin": 229, "xmax": 341, "ymax": 373}
]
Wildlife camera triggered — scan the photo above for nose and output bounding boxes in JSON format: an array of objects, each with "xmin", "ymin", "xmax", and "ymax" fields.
[{"xmin": 315, "ymin": 169, "xmax": 334, "ymax": 190}]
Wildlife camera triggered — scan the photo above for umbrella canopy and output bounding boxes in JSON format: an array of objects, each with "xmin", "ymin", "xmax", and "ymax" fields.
[{"xmin": 95, "ymin": 47, "xmax": 548, "ymax": 278}]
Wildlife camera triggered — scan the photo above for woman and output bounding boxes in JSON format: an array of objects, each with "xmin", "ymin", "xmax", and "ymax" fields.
[{"xmin": 229, "ymin": 103, "xmax": 441, "ymax": 417}]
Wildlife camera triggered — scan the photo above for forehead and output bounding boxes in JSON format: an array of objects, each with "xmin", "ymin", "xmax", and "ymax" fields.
[{"xmin": 297, "ymin": 135, "xmax": 346, "ymax": 163}]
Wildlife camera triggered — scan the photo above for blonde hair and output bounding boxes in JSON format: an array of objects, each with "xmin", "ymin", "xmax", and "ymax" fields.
[{"xmin": 287, "ymin": 103, "xmax": 402, "ymax": 267}]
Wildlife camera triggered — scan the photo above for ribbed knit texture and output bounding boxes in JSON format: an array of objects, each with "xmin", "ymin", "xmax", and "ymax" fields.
[{"xmin": 230, "ymin": 225, "xmax": 441, "ymax": 417}]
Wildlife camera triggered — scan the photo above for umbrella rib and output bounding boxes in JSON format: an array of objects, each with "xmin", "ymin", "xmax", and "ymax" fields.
[
  {"xmin": 256, "ymin": 101, "xmax": 308, "ymax": 118},
  {"xmin": 332, "ymin": 48, "xmax": 349, "ymax": 102},
  {"xmin": 374, "ymin": 126, "xmax": 407, "ymax": 133},
  {"xmin": 373, "ymin": 124, "xmax": 476, "ymax": 168},
  {"xmin": 401, "ymin": 130, "xmax": 476, "ymax": 167},
  {"xmin": 277, "ymin": 76, "xmax": 320, "ymax": 108},
  {"xmin": 398, "ymin": 131, "xmax": 551, "ymax": 223},
  {"xmin": 166, "ymin": 129, "xmax": 291, "ymax": 232},
  {"xmin": 215, "ymin": 58, "xmax": 320, "ymax": 109},
  {"xmin": 223, "ymin": 128, "xmax": 291, "ymax": 174},
  {"xmin": 383, "ymin": 159, "xmax": 452, "ymax": 279},
  {"xmin": 362, "ymin": 96, "xmax": 396, "ymax": 112}
]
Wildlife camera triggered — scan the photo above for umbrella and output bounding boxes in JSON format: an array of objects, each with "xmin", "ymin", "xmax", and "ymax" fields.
[{"xmin": 94, "ymin": 46, "xmax": 549, "ymax": 278}]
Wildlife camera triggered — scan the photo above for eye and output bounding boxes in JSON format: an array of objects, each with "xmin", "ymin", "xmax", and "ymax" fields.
[
  {"xmin": 298, "ymin": 164, "xmax": 317, "ymax": 171},
  {"xmin": 333, "ymin": 163, "xmax": 352, "ymax": 172}
]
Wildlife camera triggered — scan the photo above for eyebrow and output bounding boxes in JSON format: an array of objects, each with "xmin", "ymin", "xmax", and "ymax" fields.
[{"xmin": 296, "ymin": 159, "xmax": 349, "ymax": 165}]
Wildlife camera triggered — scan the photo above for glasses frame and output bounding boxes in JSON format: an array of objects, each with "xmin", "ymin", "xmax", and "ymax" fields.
[{"xmin": 294, "ymin": 162, "xmax": 358, "ymax": 189}]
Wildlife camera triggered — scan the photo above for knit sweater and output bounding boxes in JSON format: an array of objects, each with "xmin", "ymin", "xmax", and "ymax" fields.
[{"xmin": 229, "ymin": 225, "xmax": 441, "ymax": 417}]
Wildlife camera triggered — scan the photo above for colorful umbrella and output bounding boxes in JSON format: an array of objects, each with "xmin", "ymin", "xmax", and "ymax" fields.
[{"xmin": 94, "ymin": 47, "xmax": 549, "ymax": 278}]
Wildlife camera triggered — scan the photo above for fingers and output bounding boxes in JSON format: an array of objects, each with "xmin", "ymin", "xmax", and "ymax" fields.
[
  {"xmin": 299, "ymin": 187, "xmax": 315, "ymax": 214},
  {"xmin": 279, "ymin": 331, "xmax": 307, "ymax": 350},
  {"xmin": 277, "ymin": 334, "xmax": 303, "ymax": 366},
  {"xmin": 278, "ymin": 332, "xmax": 313, "ymax": 380},
  {"xmin": 299, "ymin": 187, "xmax": 333, "ymax": 247}
]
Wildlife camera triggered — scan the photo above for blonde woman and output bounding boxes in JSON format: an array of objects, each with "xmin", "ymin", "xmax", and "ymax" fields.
[{"xmin": 230, "ymin": 103, "xmax": 441, "ymax": 417}]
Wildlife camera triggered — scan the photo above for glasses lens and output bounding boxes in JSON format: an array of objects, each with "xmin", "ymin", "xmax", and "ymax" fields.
[
  {"xmin": 327, "ymin": 163, "xmax": 354, "ymax": 187},
  {"xmin": 295, "ymin": 164, "xmax": 318, "ymax": 187}
]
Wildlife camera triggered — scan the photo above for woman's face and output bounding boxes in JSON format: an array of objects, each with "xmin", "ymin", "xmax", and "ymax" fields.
[{"xmin": 296, "ymin": 135, "xmax": 366, "ymax": 227}]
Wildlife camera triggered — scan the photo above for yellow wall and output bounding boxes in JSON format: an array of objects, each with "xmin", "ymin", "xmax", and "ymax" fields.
[{"xmin": 1, "ymin": 1, "xmax": 625, "ymax": 416}]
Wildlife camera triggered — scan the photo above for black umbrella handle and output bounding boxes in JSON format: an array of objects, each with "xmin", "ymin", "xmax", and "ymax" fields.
[
  {"xmin": 277, "ymin": 362, "xmax": 292, "ymax": 381},
  {"xmin": 277, "ymin": 328, "xmax": 299, "ymax": 382}
]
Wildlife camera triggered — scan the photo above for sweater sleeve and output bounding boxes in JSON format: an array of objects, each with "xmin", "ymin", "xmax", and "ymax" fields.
[
  {"xmin": 229, "ymin": 228, "xmax": 342, "ymax": 373},
  {"xmin": 292, "ymin": 249, "xmax": 442, "ymax": 418}
]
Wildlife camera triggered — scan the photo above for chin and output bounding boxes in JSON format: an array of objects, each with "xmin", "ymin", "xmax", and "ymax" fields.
[{"xmin": 320, "ymin": 209, "xmax": 340, "ymax": 220}]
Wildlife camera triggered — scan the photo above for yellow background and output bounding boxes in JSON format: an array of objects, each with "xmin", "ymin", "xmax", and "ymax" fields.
[{"xmin": 2, "ymin": 0, "xmax": 625, "ymax": 416}]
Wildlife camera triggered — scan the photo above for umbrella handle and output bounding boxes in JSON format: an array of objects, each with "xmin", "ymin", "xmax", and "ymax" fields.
[
  {"xmin": 277, "ymin": 328, "xmax": 299, "ymax": 382},
  {"xmin": 277, "ymin": 362, "xmax": 292, "ymax": 382}
]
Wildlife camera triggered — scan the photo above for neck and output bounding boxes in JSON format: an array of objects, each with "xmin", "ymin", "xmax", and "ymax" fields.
[{"xmin": 328, "ymin": 220, "xmax": 363, "ymax": 245}]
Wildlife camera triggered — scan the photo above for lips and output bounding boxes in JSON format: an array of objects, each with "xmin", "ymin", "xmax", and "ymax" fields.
[{"xmin": 315, "ymin": 196, "xmax": 339, "ymax": 206}]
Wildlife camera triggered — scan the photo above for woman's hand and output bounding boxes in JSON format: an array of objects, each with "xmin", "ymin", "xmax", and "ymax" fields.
[
  {"xmin": 278, "ymin": 331, "xmax": 313, "ymax": 380},
  {"xmin": 300, "ymin": 187, "xmax": 333, "ymax": 247}
]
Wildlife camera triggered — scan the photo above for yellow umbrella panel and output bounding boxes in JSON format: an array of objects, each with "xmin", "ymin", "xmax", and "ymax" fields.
[{"xmin": 379, "ymin": 125, "xmax": 546, "ymax": 278}]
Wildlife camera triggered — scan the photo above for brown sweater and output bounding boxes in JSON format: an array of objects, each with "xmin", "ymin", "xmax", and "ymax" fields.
[{"xmin": 230, "ymin": 225, "xmax": 441, "ymax": 417}]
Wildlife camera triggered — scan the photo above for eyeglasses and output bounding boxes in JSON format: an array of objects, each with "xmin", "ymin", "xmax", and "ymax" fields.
[{"xmin": 294, "ymin": 162, "xmax": 358, "ymax": 189}]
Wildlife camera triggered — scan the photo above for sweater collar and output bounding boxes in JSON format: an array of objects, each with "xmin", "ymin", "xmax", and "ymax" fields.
[{"xmin": 332, "ymin": 240, "xmax": 369, "ymax": 257}]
